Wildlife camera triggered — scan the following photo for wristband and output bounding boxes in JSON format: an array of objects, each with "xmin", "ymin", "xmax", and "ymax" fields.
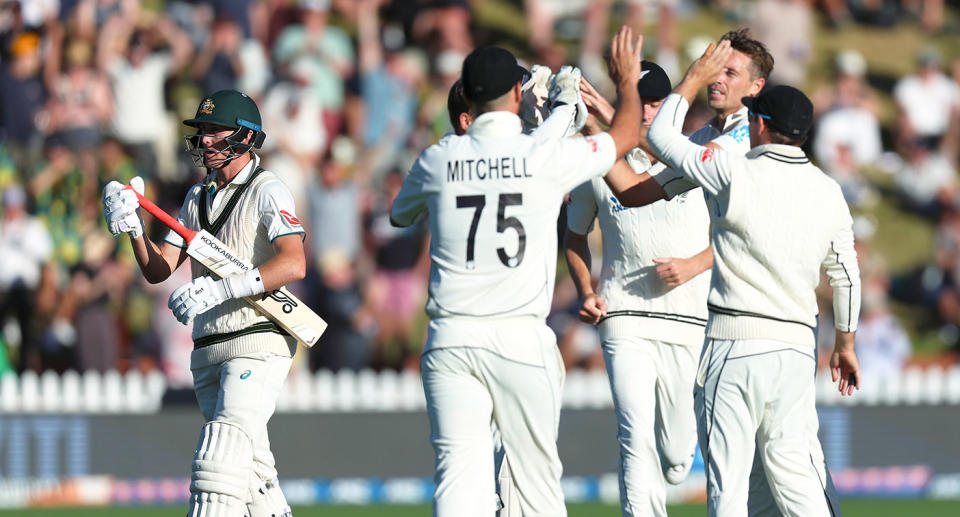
[{"xmin": 221, "ymin": 268, "xmax": 266, "ymax": 299}]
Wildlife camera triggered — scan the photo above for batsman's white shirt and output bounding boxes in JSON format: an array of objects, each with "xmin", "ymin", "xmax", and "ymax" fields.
[
  {"xmin": 165, "ymin": 154, "xmax": 305, "ymax": 368},
  {"xmin": 391, "ymin": 111, "xmax": 617, "ymax": 363}
]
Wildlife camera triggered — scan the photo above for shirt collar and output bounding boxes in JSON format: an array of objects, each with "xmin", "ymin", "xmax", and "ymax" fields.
[
  {"xmin": 712, "ymin": 106, "xmax": 749, "ymax": 133},
  {"xmin": 206, "ymin": 153, "xmax": 260, "ymax": 193},
  {"xmin": 466, "ymin": 111, "xmax": 523, "ymax": 137},
  {"xmin": 746, "ymin": 143, "xmax": 809, "ymax": 161}
]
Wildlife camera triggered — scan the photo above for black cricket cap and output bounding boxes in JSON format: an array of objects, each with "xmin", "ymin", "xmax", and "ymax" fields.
[
  {"xmin": 461, "ymin": 46, "xmax": 527, "ymax": 104},
  {"xmin": 742, "ymin": 85, "xmax": 813, "ymax": 140},
  {"xmin": 637, "ymin": 61, "xmax": 671, "ymax": 99}
]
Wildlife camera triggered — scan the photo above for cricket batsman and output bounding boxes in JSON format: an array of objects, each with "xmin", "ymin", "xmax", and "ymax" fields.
[{"xmin": 102, "ymin": 89, "xmax": 305, "ymax": 517}]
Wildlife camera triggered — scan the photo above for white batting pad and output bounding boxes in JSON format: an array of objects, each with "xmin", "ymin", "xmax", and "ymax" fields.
[{"xmin": 189, "ymin": 421, "xmax": 253, "ymax": 516}]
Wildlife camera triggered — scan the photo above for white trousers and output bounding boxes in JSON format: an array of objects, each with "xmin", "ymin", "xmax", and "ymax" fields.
[
  {"xmin": 193, "ymin": 352, "xmax": 293, "ymax": 487},
  {"xmin": 602, "ymin": 336, "xmax": 699, "ymax": 517},
  {"xmin": 421, "ymin": 321, "xmax": 566, "ymax": 517},
  {"xmin": 695, "ymin": 339, "xmax": 834, "ymax": 517}
]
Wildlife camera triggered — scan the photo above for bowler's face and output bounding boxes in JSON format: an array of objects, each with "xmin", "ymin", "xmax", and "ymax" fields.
[
  {"xmin": 707, "ymin": 50, "xmax": 763, "ymax": 116},
  {"xmin": 641, "ymin": 97, "xmax": 665, "ymax": 127}
]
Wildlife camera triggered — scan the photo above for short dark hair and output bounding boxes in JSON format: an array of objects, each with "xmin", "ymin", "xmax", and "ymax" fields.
[
  {"xmin": 765, "ymin": 127, "xmax": 805, "ymax": 146},
  {"xmin": 720, "ymin": 28, "xmax": 774, "ymax": 81},
  {"xmin": 447, "ymin": 79, "xmax": 470, "ymax": 130}
]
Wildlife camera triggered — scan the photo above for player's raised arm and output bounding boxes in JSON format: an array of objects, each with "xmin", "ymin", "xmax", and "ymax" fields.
[
  {"xmin": 604, "ymin": 26, "xmax": 644, "ymax": 159},
  {"xmin": 102, "ymin": 177, "xmax": 186, "ymax": 283},
  {"xmin": 647, "ymin": 41, "xmax": 735, "ymax": 196}
]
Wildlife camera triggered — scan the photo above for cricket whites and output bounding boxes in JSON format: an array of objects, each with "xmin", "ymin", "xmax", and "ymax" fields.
[{"xmin": 126, "ymin": 185, "xmax": 327, "ymax": 347}]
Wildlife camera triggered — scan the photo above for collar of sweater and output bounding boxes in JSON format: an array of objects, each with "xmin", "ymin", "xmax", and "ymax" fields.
[
  {"xmin": 746, "ymin": 144, "xmax": 810, "ymax": 163},
  {"xmin": 468, "ymin": 111, "xmax": 522, "ymax": 137}
]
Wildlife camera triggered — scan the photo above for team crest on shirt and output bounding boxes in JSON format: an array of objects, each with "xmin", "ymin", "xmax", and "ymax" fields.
[
  {"xmin": 701, "ymin": 148, "xmax": 715, "ymax": 163},
  {"xmin": 279, "ymin": 210, "xmax": 301, "ymax": 226},
  {"xmin": 730, "ymin": 125, "xmax": 749, "ymax": 143},
  {"xmin": 200, "ymin": 99, "xmax": 215, "ymax": 114}
]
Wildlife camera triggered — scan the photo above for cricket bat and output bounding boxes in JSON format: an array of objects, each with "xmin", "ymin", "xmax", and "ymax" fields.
[{"xmin": 126, "ymin": 186, "xmax": 326, "ymax": 347}]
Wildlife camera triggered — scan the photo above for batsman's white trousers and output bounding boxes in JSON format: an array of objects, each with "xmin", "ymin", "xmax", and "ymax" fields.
[
  {"xmin": 421, "ymin": 318, "xmax": 566, "ymax": 517},
  {"xmin": 193, "ymin": 352, "xmax": 293, "ymax": 489},
  {"xmin": 601, "ymin": 334, "xmax": 699, "ymax": 517},
  {"xmin": 696, "ymin": 338, "xmax": 833, "ymax": 517}
]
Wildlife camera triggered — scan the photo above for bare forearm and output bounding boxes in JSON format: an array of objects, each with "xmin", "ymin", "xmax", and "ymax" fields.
[
  {"xmin": 563, "ymin": 232, "xmax": 595, "ymax": 300},
  {"xmin": 132, "ymin": 235, "xmax": 176, "ymax": 284},
  {"xmin": 692, "ymin": 246, "xmax": 714, "ymax": 275},
  {"xmin": 607, "ymin": 80, "xmax": 641, "ymax": 159},
  {"xmin": 258, "ymin": 244, "xmax": 307, "ymax": 291},
  {"xmin": 834, "ymin": 330, "xmax": 856, "ymax": 352},
  {"xmin": 603, "ymin": 161, "xmax": 666, "ymax": 207}
]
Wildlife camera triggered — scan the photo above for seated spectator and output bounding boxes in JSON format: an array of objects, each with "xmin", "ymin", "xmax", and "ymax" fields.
[
  {"xmin": 856, "ymin": 284, "xmax": 912, "ymax": 381},
  {"xmin": 750, "ymin": 0, "xmax": 812, "ymax": 87},
  {"xmin": 893, "ymin": 47, "xmax": 960, "ymax": 154},
  {"xmin": 894, "ymin": 138, "xmax": 957, "ymax": 218},
  {"xmin": 0, "ymin": 31, "xmax": 46, "ymax": 176}
]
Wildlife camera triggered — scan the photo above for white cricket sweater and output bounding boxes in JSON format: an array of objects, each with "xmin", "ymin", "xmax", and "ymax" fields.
[
  {"xmin": 567, "ymin": 150, "xmax": 710, "ymax": 346},
  {"xmin": 169, "ymin": 156, "xmax": 298, "ymax": 368},
  {"xmin": 648, "ymin": 94, "xmax": 861, "ymax": 348}
]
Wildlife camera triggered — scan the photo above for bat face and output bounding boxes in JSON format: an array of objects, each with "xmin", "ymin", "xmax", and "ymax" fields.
[
  {"xmin": 186, "ymin": 230, "xmax": 326, "ymax": 347},
  {"xmin": 187, "ymin": 230, "xmax": 252, "ymax": 277}
]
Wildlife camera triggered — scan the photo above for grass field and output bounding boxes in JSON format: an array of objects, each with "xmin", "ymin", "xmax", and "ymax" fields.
[{"xmin": 3, "ymin": 500, "xmax": 959, "ymax": 516}]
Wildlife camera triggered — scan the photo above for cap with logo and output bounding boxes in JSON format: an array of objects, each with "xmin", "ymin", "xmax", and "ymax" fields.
[
  {"xmin": 461, "ymin": 46, "xmax": 528, "ymax": 104},
  {"xmin": 741, "ymin": 85, "xmax": 813, "ymax": 140},
  {"xmin": 637, "ymin": 60, "xmax": 671, "ymax": 99},
  {"xmin": 184, "ymin": 89, "xmax": 263, "ymax": 134}
]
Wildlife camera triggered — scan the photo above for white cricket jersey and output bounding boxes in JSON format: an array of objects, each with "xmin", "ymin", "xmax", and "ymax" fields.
[
  {"xmin": 391, "ymin": 111, "xmax": 616, "ymax": 325},
  {"xmin": 648, "ymin": 94, "xmax": 861, "ymax": 348},
  {"xmin": 650, "ymin": 106, "xmax": 751, "ymax": 200},
  {"xmin": 165, "ymin": 154, "xmax": 305, "ymax": 367},
  {"xmin": 567, "ymin": 149, "xmax": 710, "ymax": 346}
]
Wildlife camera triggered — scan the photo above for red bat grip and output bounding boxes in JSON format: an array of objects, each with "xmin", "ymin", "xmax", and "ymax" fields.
[{"xmin": 124, "ymin": 184, "xmax": 197, "ymax": 243}]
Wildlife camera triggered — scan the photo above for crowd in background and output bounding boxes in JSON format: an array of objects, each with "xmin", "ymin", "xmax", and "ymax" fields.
[{"xmin": 0, "ymin": 0, "xmax": 957, "ymax": 388}]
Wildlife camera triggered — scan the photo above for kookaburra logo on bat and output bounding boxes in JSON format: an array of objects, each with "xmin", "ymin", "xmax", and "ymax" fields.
[{"xmin": 261, "ymin": 289, "xmax": 298, "ymax": 313}]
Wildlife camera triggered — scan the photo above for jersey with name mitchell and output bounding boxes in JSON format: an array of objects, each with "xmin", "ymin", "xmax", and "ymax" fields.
[{"xmin": 391, "ymin": 111, "xmax": 616, "ymax": 321}]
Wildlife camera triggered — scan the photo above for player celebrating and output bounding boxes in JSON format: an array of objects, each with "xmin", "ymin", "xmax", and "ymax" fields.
[
  {"xmin": 647, "ymin": 41, "xmax": 861, "ymax": 517},
  {"xmin": 565, "ymin": 60, "xmax": 710, "ymax": 517},
  {"xmin": 391, "ymin": 27, "xmax": 644, "ymax": 516},
  {"xmin": 598, "ymin": 28, "xmax": 771, "ymax": 206},
  {"xmin": 102, "ymin": 89, "xmax": 305, "ymax": 517}
]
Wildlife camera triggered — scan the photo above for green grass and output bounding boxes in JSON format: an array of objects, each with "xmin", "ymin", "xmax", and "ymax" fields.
[{"xmin": 3, "ymin": 501, "xmax": 959, "ymax": 516}]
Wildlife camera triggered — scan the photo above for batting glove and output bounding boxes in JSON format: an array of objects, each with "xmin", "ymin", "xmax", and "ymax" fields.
[
  {"xmin": 548, "ymin": 66, "xmax": 588, "ymax": 135},
  {"xmin": 520, "ymin": 64, "xmax": 553, "ymax": 131},
  {"xmin": 168, "ymin": 270, "xmax": 265, "ymax": 325},
  {"xmin": 102, "ymin": 176, "xmax": 145, "ymax": 238}
]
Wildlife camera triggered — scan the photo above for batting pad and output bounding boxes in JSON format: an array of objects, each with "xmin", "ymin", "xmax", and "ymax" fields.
[{"xmin": 189, "ymin": 420, "xmax": 253, "ymax": 516}]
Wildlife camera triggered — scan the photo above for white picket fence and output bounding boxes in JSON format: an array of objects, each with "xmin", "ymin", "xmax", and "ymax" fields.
[{"xmin": 1, "ymin": 365, "xmax": 960, "ymax": 413}]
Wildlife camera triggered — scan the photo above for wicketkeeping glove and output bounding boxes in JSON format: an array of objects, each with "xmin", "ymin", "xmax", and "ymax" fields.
[
  {"xmin": 168, "ymin": 270, "xmax": 265, "ymax": 325},
  {"xmin": 548, "ymin": 66, "xmax": 588, "ymax": 135},
  {"xmin": 520, "ymin": 64, "xmax": 553, "ymax": 131},
  {"xmin": 102, "ymin": 176, "xmax": 145, "ymax": 238}
]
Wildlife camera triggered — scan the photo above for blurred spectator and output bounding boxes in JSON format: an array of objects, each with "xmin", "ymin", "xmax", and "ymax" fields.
[
  {"xmin": 384, "ymin": 0, "xmax": 472, "ymax": 54},
  {"xmin": 856, "ymin": 282, "xmax": 912, "ymax": 380},
  {"xmin": 97, "ymin": 12, "xmax": 193, "ymax": 180},
  {"xmin": 750, "ymin": 0, "xmax": 813, "ymax": 87},
  {"xmin": 307, "ymin": 249, "xmax": 375, "ymax": 371},
  {"xmin": 0, "ymin": 183, "xmax": 53, "ymax": 372},
  {"xmin": 305, "ymin": 136, "xmax": 367, "ymax": 268},
  {"xmin": 0, "ymin": 31, "xmax": 46, "ymax": 175},
  {"xmin": 261, "ymin": 57, "xmax": 329, "ymax": 209},
  {"xmin": 192, "ymin": 15, "xmax": 244, "ymax": 95},
  {"xmin": 893, "ymin": 138, "xmax": 957, "ymax": 218},
  {"xmin": 44, "ymin": 35, "xmax": 113, "ymax": 178},
  {"xmin": 893, "ymin": 46, "xmax": 960, "ymax": 154},
  {"xmin": 363, "ymin": 169, "xmax": 428, "ymax": 370},
  {"xmin": 357, "ymin": 0, "xmax": 427, "ymax": 177},
  {"xmin": 272, "ymin": 0, "xmax": 354, "ymax": 136},
  {"xmin": 811, "ymin": 49, "xmax": 881, "ymax": 118}
]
